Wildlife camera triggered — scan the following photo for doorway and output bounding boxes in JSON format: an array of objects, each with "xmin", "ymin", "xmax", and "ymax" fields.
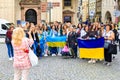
[
  {"xmin": 105, "ymin": 11, "xmax": 112, "ymax": 23},
  {"xmin": 25, "ymin": 9, "xmax": 37, "ymax": 25},
  {"xmin": 64, "ymin": 16, "xmax": 71, "ymax": 23}
]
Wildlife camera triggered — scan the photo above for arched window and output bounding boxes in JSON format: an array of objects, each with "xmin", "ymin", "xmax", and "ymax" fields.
[{"xmin": 25, "ymin": 9, "xmax": 37, "ymax": 25}]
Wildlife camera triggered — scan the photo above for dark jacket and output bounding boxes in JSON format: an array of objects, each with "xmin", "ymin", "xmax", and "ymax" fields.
[
  {"xmin": 87, "ymin": 31, "xmax": 98, "ymax": 38},
  {"xmin": 31, "ymin": 32, "xmax": 39, "ymax": 43},
  {"xmin": 112, "ymin": 29, "xmax": 118, "ymax": 41},
  {"xmin": 67, "ymin": 31, "xmax": 77, "ymax": 48}
]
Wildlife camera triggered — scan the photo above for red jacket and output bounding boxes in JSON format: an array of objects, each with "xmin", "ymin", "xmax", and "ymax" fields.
[{"xmin": 6, "ymin": 30, "xmax": 12, "ymax": 41}]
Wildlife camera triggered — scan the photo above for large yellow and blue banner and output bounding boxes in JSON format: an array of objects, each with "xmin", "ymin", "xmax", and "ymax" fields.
[
  {"xmin": 78, "ymin": 37, "xmax": 104, "ymax": 59},
  {"xmin": 46, "ymin": 36, "xmax": 66, "ymax": 47}
]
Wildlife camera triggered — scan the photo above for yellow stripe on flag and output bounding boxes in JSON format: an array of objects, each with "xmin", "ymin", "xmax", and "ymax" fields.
[
  {"xmin": 79, "ymin": 48, "xmax": 104, "ymax": 59},
  {"xmin": 47, "ymin": 42, "xmax": 66, "ymax": 47}
]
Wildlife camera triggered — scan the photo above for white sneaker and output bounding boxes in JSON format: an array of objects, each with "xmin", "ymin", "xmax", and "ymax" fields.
[
  {"xmin": 58, "ymin": 53, "xmax": 61, "ymax": 56},
  {"xmin": 88, "ymin": 60, "xmax": 93, "ymax": 63},
  {"xmin": 44, "ymin": 54, "xmax": 48, "ymax": 57},
  {"xmin": 52, "ymin": 54, "xmax": 56, "ymax": 56},
  {"xmin": 92, "ymin": 60, "xmax": 96, "ymax": 64},
  {"xmin": 106, "ymin": 62, "xmax": 111, "ymax": 66},
  {"xmin": 9, "ymin": 58, "xmax": 13, "ymax": 60}
]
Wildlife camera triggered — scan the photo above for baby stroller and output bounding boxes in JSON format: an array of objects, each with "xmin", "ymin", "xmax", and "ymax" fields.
[{"xmin": 61, "ymin": 43, "xmax": 71, "ymax": 59}]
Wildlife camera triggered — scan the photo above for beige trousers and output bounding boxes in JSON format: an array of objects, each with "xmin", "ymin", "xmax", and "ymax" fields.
[{"xmin": 14, "ymin": 68, "xmax": 30, "ymax": 80}]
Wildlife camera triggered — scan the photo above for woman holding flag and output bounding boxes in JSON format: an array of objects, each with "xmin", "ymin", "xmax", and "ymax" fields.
[
  {"xmin": 49, "ymin": 25, "xmax": 58, "ymax": 56},
  {"xmin": 86, "ymin": 24, "xmax": 98, "ymax": 63}
]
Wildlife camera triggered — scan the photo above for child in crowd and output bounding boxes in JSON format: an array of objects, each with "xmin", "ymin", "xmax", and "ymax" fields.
[{"xmin": 61, "ymin": 42, "xmax": 71, "ymax": 58}]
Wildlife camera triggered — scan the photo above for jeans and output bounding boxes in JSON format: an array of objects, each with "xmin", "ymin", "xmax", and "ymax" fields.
[
  {"xmin": 40, "ymin": 44, "xmax": 44, "ymax": 56},
  {"xmin": 32, "ymin": 40, "xmax": 38, "ymax": 55},
  {"xmin": 6, "ymin": 43, "xmax": 14, "ymax": 58},
  {"xmin": 119, "ymin": 39, "xmax": 120, "ymax": 51}
]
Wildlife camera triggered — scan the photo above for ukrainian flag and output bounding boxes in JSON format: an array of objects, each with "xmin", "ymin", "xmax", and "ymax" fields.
[
  {"xmin": 78, "ymin": 37, "xmax": 104, "ymax": 59},
  {"xmin": 46, "ymin": 36, "xmax": 66, "ymax": 47}
]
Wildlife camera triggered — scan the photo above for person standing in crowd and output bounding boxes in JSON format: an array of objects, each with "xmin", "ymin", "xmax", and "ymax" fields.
[
  {"xmin": 63, "ymin": 24, "xmax": 68, "ymax": 36},
  {"xmin": 111, "ymin": 23, "xmax": 118, "ymax": 59},
  {"xmin": 111, "ymin": 23, "xmax": 118, "ymax": 43},
  {"xmin": 57, "ymin": 23, "xmax": 63, "ymax": 55},
  {"xmin": 103, "ymin": 24, "xmax": 115, "ymax": 66},
  {"xmin": 118, "ymin": 27, "xmax": 120, "ymax": 51},
  {"xmin": 12, "ymin": 27, "xmax": 33, "ymax": 80},
  {"xmin": 43, "ymin": 25, "xmax": 49, "ymax": 56},
  {"xmin": 49, "ymin": 25, "xmax": 58, "ymax": 37},
  {"xmin": 86, "ymin": 24, "xmax": 98, "ymax": 63},
  {"xmin": 38, "ymin": 29, "xmax": 45, "ymax": 57},
  {"xmin": 86, "ymin": 24, "xmax": 98, "ymax": 39},
  {"xmin": 99, "ymin": 24, "xmax": 105, "ymax": 38},
  {"xmin": 67, "ymin": 26, "xmax": 77, "ymax": 58},
  {"xmin": 30, "ymin": 23, "xmax": 40, "ymax": 55},
  {"xmin": 57, "ymin": 23, "xmax": 63, "ymax": 36},
  {"xmin": 76, "ymin": 23, "xmax": 83, "ymax": 38},
  {"xmin": 5, "ymin": 25, "xmax": 14, "ymax": 60},
  {"xmin": 49, "ymin": 25, "xmax": 58, "ymax": 56},
  {"xmin": 23, "ymin": 22, "xmax": 30, "ymax": 38},
  {"xmin": 80, "ymin": 25, "xmax": 89, "ymax": 39}
]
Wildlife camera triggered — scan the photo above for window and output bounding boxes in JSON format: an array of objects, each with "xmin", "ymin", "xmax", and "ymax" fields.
[
  {"xmin": 64, "ymin": 0, "xmax": 71, "ymax": 6},
  {"xmin": 64, "ymin": 16, "xmax": 71, "ymax": 23},
  {"xmin": 2, "ymin": 24, "xmax": 8, "ymax": 30}
]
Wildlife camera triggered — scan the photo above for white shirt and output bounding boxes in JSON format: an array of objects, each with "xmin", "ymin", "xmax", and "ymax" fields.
[
  {"xmin": 80, "ymin": 29, "xmax": 87, "ymax": 38},
  {"xmin": 118, "ymin": 29, "xmax": 120, "ymax": 39},
  {"xmin": 103, "ymin": 30, "xmax": 113, "ymax": 43}
]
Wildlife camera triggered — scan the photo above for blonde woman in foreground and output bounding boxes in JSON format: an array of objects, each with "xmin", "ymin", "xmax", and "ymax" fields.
[{"xmin": 12, "ymin": 27, "xmax": 34, "ymax": 80}]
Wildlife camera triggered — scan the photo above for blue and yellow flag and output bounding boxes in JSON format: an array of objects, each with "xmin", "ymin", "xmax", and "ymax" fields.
[
  {"xmin": 78, "ymin": 37, "xmax": 104, "ymax": 59},
  {"xmin": 46, "ymin": 36, "xmax": 66, "ymax": 47}
]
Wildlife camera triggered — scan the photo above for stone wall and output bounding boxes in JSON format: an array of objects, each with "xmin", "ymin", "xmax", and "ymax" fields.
[
  {"xmin": 102, "ymin": 0, "xmax": 115, "ymax": 23},
  {"xmin": 0, "ymin": 0, "xmax": 15, "ymax": 23}
]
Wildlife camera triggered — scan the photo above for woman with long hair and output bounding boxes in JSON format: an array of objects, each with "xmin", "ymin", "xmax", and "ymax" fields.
[
  {"xmin": 49, "ymin": 25, "xmax": 58, "ymax": 56},
  {"xmin": 80, "ymin": 25, "xmax": 89, "ymax": 39},
  {"xmin": 76, "ymin": 23, "xmax": 83, "ymax": 37},
  {"xmin": 12, "ymin": 27, "xmax": 33, "ymax": 80},
  {"xmin": 30, "ymin": 23, "xmax": 40, "ymax": 55}
]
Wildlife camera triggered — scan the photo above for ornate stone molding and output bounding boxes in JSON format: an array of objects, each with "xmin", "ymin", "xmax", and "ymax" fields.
[{"xmin": 20, "ymin": 0, "xmax": 40, "ymax": 5}]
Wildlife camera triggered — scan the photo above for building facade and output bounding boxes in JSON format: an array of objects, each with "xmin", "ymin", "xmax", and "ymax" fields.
[
  {"xmin": 82, "ymin": 0, "xmax": 89, "ymax": 22},
  {"xmin": 0, "ymin": 0, "xmax": 15, "ymax": 23},
  {"xmin": 96, "ymin": 0, "xmax": 102, "ymax": 22},
  {"xmin": 89, "ymin": 0, "xmax": 96, "ymax": 22},
  {"xmin": 101, "ymin": 0, "xmax": 115, "ymax": 23},
  {"xmin": 0, "ymin": 0, "xmax": 79, "ymax": 25}
]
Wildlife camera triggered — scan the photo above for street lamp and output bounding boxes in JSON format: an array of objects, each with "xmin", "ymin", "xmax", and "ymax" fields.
[{"xmin": 47, "ymin": 2, "xmax": 53, "ymax": 23}]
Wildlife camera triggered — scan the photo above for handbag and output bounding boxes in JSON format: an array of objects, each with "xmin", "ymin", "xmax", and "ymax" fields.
[
  {"xmin": 108, "ymin": 43, "xmax": 117, "ymax": 54},
  {"xmin": 5, "ymin": 37, "xmax": 11, "ymax": 43},
  {"xmin": 104, "ymin": 42, "xmax": 110, "ymax": 49},
  {"xmin": 28, "ymin": 47, "xmax": 38, "ymax": 67}
]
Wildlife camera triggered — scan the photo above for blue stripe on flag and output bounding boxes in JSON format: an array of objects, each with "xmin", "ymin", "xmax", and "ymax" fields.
[
  {"xmin": 78, "ymin": 37, "xmax": 104, "ymax": 48},
  {"xmin": 46, "ymin": 36, "xmax": 66, "ymax": 42}
]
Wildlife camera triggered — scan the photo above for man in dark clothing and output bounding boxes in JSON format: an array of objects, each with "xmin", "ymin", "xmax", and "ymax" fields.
[{"xmin": 67, "ymin": 26, "xmax": 77, "ymax": 58}]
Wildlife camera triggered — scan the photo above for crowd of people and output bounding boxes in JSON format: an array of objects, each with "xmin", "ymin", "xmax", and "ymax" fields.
[{"xmin": 5, "ymin": 21, "xmax": 119, "ymax": 80}]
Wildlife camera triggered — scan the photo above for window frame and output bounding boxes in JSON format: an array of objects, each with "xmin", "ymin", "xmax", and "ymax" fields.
[{"xmin": 64, "ymin": 0, "xmax": 72, "ymax": 7}]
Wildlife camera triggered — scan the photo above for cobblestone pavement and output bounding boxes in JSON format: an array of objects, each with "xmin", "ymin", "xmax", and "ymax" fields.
[{"xmin": 0, "ymin": 43, "xmax": 120, "ymax": 80}]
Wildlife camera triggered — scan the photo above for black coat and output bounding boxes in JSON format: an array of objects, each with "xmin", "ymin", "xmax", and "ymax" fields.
[
  {"xmin": 31, "ymin": 32, "xmax": 39, "ymax": 43},
  {"xmin": 67, "ymin": 31, "xmax": 77, "ymax": 48}
]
